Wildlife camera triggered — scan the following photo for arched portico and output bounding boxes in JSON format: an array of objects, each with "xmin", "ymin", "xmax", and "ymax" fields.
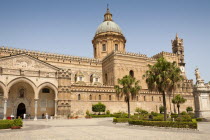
[
  {"xmin": 0, "ymin": 82, "xmax": 6, "ymax": 119},
  {"xmin": 7, "ymin": 77, "xmax": 37, "ymax": 98},
  {"xmin": 7, "ymin": 79, "xmax": 36, "ymax": 119},
  {"xmin": 37, "ymin": 82, "xmax": 58, "ymax": 118}
]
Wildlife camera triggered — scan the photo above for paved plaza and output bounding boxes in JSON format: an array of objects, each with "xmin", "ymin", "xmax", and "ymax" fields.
[{"xmin": 0, "ymin": 118, "xmax": 210, "ymax": 140}]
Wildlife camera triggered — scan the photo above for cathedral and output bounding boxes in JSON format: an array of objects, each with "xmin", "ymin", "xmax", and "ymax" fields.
[{"xmin": 0, "ymin": 8, "xmax": 194, "ymax": 119}]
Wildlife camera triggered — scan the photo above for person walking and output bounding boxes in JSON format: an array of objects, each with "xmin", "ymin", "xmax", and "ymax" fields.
[{"xmin": 45, "ymin": 113, "xmax": 48, "ymax": 121}]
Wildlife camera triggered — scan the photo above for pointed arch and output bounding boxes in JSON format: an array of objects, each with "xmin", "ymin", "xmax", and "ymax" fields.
[
  {"xmin": 37, "ymin": 82, "xmax": 58, "ymax": 100},
  {"xmin": 7, "ymin": 77, "xmax": 37, "ymax": 99}
]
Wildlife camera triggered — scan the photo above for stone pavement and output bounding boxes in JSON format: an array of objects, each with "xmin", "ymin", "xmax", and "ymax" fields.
[{"xmin": 0, "ymin": 118, "xmax": 209, "ymax": 140}]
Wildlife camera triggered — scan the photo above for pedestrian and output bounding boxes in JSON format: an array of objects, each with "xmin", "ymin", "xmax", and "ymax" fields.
[
  {"xmin": 23, "ymin": 113, "xmax": 26, "ymax": 119},
  {"xmin": 45, "ymin": 113, "xmax": 48, "ymax": 121}
]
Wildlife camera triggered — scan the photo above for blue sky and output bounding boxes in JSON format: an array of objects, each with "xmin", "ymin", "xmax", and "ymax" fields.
[{"xmin": 0, "ymin": 0, "xmax": 210, "ymax": 83}]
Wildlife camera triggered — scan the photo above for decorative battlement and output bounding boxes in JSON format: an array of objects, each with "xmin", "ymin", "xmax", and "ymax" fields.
[
  {"xmin": 0, "ymin": 46, "xmax": 101, "ymax": 64},
  {"xmin": 103, "ymin": 51, "xmax": 156, "ymax": 62},
  {"xmin": 152, "ymin": 51, "xmax": 177, "ymax": 58},
  {"xmin": 71, "ymin": 84, "xmax": 115, "ymax": 93}
]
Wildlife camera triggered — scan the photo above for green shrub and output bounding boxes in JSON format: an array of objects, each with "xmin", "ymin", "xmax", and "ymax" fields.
[
  {"xmin": 188, "ymin": 113, "xmax": 195, "ymax": 118},
  {"xmin": 135, "ymin": 108, "xmax": 148, "ymax": 116},
  {"xmin": 128, "ymin": 120, "xmax": 197, "ymax": 129},
  {"xmin": 186, "ymin": 107, "xmax": 193, "ymax": 112},
  {"xmin": 106, "ymin": 110, "xmax": 110, "ymax": 115},
  {"xmin": 12, "ymin": 118, "xmax": 23, "ymax": 127},
  {"xmin": 152, "ymin": 115, "xmax": 164, "ymax": 121},
  {"xmin": 113, "ymin": 118, "xmax": 131, "ymax": 123},
  {"xmin": 171, "ymin": 114, "xmax": 178, "ymax": 118},
  {"xmin": 181, "ymin": 111, "xmax": 187, "ymax": 115},
  {"xmin": 86, "ymin": 110, "xmax": 90, "ymax": 115},
  {"xmin": 196, "ymin": 118, "xmax": 203, "ymax": 122},
  {"xmin": 112, "ymin": 112, "xmax": 128, "ymax": 118},
  {"xmin": 175, "ymin": 115, "xmax": 192, "ymax": 122},
  {"xmin": 151, "ymin": 111, "xmax": 159, "ymax": 116},
  {"xmin": 92, "ymin": 102, "xmax": 106, "ymax": 114}
]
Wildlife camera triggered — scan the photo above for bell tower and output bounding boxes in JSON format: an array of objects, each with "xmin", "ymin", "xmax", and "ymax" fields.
[
  {"xmin": 92, "ymin": 8, "xmax": 126, "ymax": 59},
  {"xmin": 172, "ymin": 34, "xmax": 186, "ymax": 77}
]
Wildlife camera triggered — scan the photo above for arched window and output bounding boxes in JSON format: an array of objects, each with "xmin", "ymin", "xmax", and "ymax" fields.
[
  {"xmin": 144, "ymin": 96, "xmax": 146, "ymax": 101},
  {"xmin": 136, "ymin": 96, "xmax": 139, "ymax": 101},
  {"xmin": 90, "ymin": 75, "xmax": 93, "ymax": 83},
  {"xmin": 78, "ymin": 94, "xmax": 81, "ymax": 100},
  {"xmin": 74, "ymin": 74, "xmax": 77, "ymax": 82},
  {"xmin": 129, "ymin": 70, "xmax": 134, "ymax": 78},
  {"xmin": 109, "ymin": 95, "xmax": 111, "ymax": 101},
  {"xmin": 102, "ymin": 44, "xmax": 106, "ymax": 51},
  {"xmin": 159, "ymin": 97, "xmax": 161, "ymax": 102},
  {"xmin": 152, "ymin": 96, "xmax": 154, "ymax": 101},
  {"xmin": 89, "ymin": 94, "xmax": 92, "ymax": 100},
  {"xmin": 99, "ymin": 95, "xmax": 101, "ymax": 100},
  {"xmin": 115, "ymin": 44, "xmax": 118, "ymax": 51}
]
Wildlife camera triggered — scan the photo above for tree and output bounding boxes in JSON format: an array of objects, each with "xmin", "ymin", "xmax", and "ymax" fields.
[
  {"xmin": 115, "ymin": 75, "xmax": 141, "ymax": 118},
  {"xmin": 143, "ymin": 57, "xmax": 173, "ymax": 121},
  {"xmin": 168, "ymin": 62, "xmax": 184, "ymax": 114},
  {"xmin": 92, "ymin": 102, "xmax": 106, "ymax": 115},
  {"xmin": 172, "ymin": 94, "xmax": 187, "ymax": 115}
]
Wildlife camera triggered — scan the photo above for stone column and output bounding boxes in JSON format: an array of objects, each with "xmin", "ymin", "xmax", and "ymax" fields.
[
  {"xmin": 3, "ymin": 99, "xmax": 7, "ymax": 120},
  {"xmin": 54, "ymin": 100, "xmax": 58, "ymax": 118},
  {"xmin": 34, "ymin": 99, "xmax": 38, "ymax": 120}
]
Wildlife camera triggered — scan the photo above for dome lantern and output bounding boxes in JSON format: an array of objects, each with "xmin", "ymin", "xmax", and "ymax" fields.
[{"xmin": 92, "ymin": 8, "xmax": 126, "ymax": 59}]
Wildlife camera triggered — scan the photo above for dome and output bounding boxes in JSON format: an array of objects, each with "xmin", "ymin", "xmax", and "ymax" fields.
[{"xmin": 95, "ymin": 21, "xmax": 123, "ymax": 35}]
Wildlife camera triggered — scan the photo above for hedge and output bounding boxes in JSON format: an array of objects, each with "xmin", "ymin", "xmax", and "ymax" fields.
[
  {"xmin": 0, "ymin": 119, "xmax": 23, "ymax": 129},
  {"xmin": 113, "ymin": 118, "xmax": 131, "ymax": 123},
  {"xmin": 90, "ymin": 114, "xmax": 112, "ymax": 118},
  {"xmin": 0, "ymin": 120, "xmax": 14, "ymax": 129},
  {"xmin": 196, "ymin": 118, "xmax": 203, "ymax": 122},
  {"xmin": 128, "ymin": 120, "xmax": 197, "ymax": 129}
]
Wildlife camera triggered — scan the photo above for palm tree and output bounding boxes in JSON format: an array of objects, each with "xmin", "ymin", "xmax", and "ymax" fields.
[
  {"xmin": 115, "ymin": 75, "xmax": 141, "ymax": 118},
  {"xmin": 143, "ymin": 57, "xmax": 172, "ymax": 121},
  {"xmin": 172, "ymin": 94, "xmax": 187, "ymax": 115},
  {"xmin": 168, "ymin": 62, "xmax": 184, "ymax": 114}
]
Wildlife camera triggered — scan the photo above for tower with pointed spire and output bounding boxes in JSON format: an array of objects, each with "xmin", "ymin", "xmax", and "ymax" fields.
[
  {"xmin": 92, "ymin": 7, "xmax": 126, "ymax": 59},
  {"xmin": 172, "ymin": 34, "xmax": 186, "ymax": 77}
]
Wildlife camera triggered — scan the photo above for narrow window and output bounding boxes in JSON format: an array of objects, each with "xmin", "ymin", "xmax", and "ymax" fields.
[
  {"xmin": 152, "ymin": 96, "xmax": 154, "ymax": 101},
  {"xmin": 115, "ymin": 44, "xmax": 118, "ymax": 51},
  {"xmin": 89, "ymin": 95, "xmax": 92, "ymax": 100},
  {"xmin": 99, "ymin": 95, "xmax": 101, "ymax": 100},
  {"xmin": 79, "ymin": 77, "xmax": 83, "ymax": 81},
  {"xmin": 144, "ymin": 96, "xmax": 146, "ymax": 101},
  {"xmin": 159, "ymin": 97, "xmax": 161, "ymax": 101},
  {"xmin": 78, "ymin": 94, "xmax": 81, "ymax": 100},
  {"xmin": 90, "ymin": 75, "xmax": 93, "ymax": 83},
  {"xmin": 109, "ymin": 95, "xmax": 111, "ymax": 101},
  {"xmin": 129, "ymin": 70, "xmax": 134, "ymax": 78},
  {"xmin": 102, "ymin": 44, "xmax": 106, "ymax": 51},
  {"xmin": 95, "ymin": 78, "xmax": 99, "ymax": 82},
  {"xmin": 137, "ymin": 96, "xmax": 139, "ymax": 101}
]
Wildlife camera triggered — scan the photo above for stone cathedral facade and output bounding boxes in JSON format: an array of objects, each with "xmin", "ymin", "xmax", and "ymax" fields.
[{"xmin": 0, "ymin": 8, "xmax": 194, "ymax": 119}]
